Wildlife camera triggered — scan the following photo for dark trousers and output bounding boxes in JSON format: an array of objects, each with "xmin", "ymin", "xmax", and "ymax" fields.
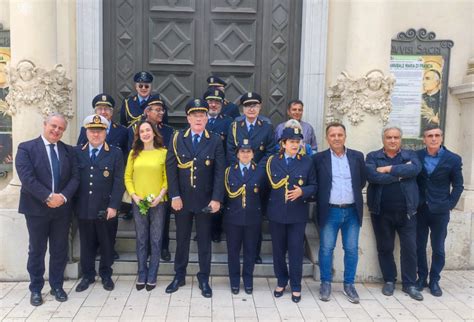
[
  {"xmin": 225, "ymin": 223, "xmax": 261, "ymax": 288},
  {"xmin": 25, "ymin": 213, "xmax": 71, "ymax": 292},
  {"xmin": 211, "ymin": 211, "xmax": 223, "ymax": 238},
  {"xmin": 371, "ymin": 211, "xmax": 417, "ymax": 287},
  {"xmin": 269, "ymin": 221, "xmax": 306, "ymax": 292},
  {"xmin": 162, "ymin": 201, "xmax": 171, "ymax": 250},
  {"xmin": 174, "ymin": 211, "xmax": 212, "ymax": 283},
  {"xmin": 416, "ymin": 205, "xmax": 449, "ymax": 283},
  {"xmin": 78, "ymin": 217, "xmax": 116, "ymax": 281}
]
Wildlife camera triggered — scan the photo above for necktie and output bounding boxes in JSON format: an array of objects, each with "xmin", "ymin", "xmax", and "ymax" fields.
[
  {"xmin": 91, "ymin": 148, "xmax": 98, "ymax": 163},
  {"xmin": 286, "ymin": 157, "xmax": 294, "ymax": 167},
  {"xmin": 248, "ymin": 124, "xmax": 254, "ymax": 136},
  {"xmin": 49, "ymin": 144, "xmax": 60, "ymax": 192},
  {"xmin": 242, "ymin": 166, "xmax": 248, "ymax": 178},
  {"xmin": 192, "ymin": 134, "xmax": 200, "ymax": 152},
  {"xmin": 208, "ymin": 118, "xmax": 216, "ymax": 126}
]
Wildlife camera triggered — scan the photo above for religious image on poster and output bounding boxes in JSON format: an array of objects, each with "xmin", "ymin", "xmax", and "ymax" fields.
[
  {"xmin": 389, "ymin": 55, "xmax": 444, "ymax": 139},
  {"xmin": 0, "ymin": 47, "xmax": 12, "ymax": 169}
]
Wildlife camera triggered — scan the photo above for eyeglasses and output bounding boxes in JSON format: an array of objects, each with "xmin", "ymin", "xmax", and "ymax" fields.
[
  {"xmin": 150, "ymin": 108, "xmax": 165, "ymax": 114},
  {"xmin": 138, "ymin": 84, "xmax": 150, "ymax": 89},
  {"xmin": 243, "ymin": 103, "xmax": 259, "ymax": 109}
]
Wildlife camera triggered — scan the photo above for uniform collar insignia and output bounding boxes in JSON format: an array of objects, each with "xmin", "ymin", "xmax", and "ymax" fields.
[
  {"xmin": 234, "ymin": 164, "xmax": 239, "ymax": 169},
  {"xmin": 257, "ymin": 119, "xmax": 262, "ymax": 126},
  {"xmin": 204, "ymin": 129, "xmax": 210, "ymax": 139},
  {"xmin": 240, "ymin": 121, "xmax": 245, "ymax": 127},
  {"xmin": 184, "ymin": 128, "xmax": 191, "ymax": 137},
  {"xmin": 112, "ymin": 123, "xmax": 117, "ymax": 128},
  {"xmin": 104, "ymin": 142, "xmax": 110, "ymax": 151},
  {"xmin": 81, "ymin": 142, "xmax": 89, "ymax": 151},
  {"xmin": 279, "ymin": 153, "xmax": 284, "ymax": 159}
]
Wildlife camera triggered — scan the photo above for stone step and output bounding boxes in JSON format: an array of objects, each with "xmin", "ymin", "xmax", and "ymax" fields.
[
  {"xmin": 101, "ymin": 253, "xmax": 314, "ymax": 277},
  {"xmin": 116, "ymin": 230, "xmax": 273, "ymax": 241},
  {"xmin": 115, "ymin": 237, "xmax": 274, "ymax": 254}
]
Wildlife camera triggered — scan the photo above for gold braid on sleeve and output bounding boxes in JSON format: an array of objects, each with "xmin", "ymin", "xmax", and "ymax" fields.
[
  {"xmin": 172, "ymin": 131, "xmax": 195, "ymax": 186},
  {"xmin": 232, "ymin": 122, "xmax": 238, "ymax": 146},
  {"xmin": 266, "ymin": 155, "xmax": 289, "ymax": 203},
  {"xmin": 125, "ymin": 98, "xmax": 143, "ymax": 128},
  {"xmin": 224, "ymin": 167, "xmax": 247, "ymax": 208}
]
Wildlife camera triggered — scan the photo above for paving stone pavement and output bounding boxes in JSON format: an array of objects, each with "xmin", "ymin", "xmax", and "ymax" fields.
[{"xmin": 0, "ymin": 271, "xmax": 472, "ymax": 321}]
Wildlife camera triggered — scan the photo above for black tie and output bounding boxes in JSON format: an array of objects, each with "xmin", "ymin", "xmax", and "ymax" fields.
[
  {"xmin": 49, "ymin": 144, "xmax": 60, "ymax": 192},
  {"xmin": 242, "ymin": 166, "xmax": 248, "ymax": 178},
  {"xmin": 91, "ymin": 148, "xmax": 98, "ymax": 163},
  {"xmin": 193, "ymin": 134, "xmax": 200, "ymax": 152},
  {"xmin": 248, "ymin": 124, "xmax": 254, "ymax": 136},
  {"xmin": 208, "ymin": 118, "xmax": 216, "ymax": 126},
  {"xmin": 286, "ymin": 157, "xmax": 293, "ymax": 167}
]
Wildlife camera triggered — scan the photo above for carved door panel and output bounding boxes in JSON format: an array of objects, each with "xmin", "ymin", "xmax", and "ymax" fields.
[{"xmin": 104, "ymin": 0, "xmax": 302, "ymax": 125}]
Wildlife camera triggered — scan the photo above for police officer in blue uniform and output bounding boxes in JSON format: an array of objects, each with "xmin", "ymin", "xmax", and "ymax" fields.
[
  {"xmin": 224, "ymin": 139, "xmax": 265, "ymax": 295},
  {"xmin": 77, "ymin": 93, "xmax": 128, "ymax": 258},
  {"xmin": 227, "ymin": 92, "xmax": 276, "ymax": 263},
  {"xmin": 120, "ymin": 71, "xmax": 169, "ymax": 128},
  {"xmin": 127, "ymin": 94, "xmax": 175, "ymax": 260},
  {"xmin": 266, "ymin": 127, "xmax": 317, "ymax": 303},
  {"xmin": 165, "ymin": 98, "xmax": 226, "ymax": 298},
  {"xmin": 207, "ymin": 76, "xmax": 240, "ymax": 119},
  {"xmin": 74, "ymin": 115, "xmax": 125, "ymax": 293},
  {"xmin": 203, "ymin": 87, "xmax": 233, "ymax": 242}
]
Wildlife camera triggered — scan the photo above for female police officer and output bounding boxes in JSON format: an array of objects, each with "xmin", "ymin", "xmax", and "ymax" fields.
[
  {"xmin": 224, "ymin": 139, "xmax": 266, "ymax": 295},
  {"xmin": 266, "ymin": 127, "xmax": 317, "ymax": 302}
]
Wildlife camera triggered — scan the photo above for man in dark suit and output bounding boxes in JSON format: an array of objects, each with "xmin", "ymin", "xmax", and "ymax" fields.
[
  {"xmin": 415, "ymin": 125, "xmax": 464, "ymax": 297},
  {"xmin": 74, "ymin": 114, "xmax": 125, "ymax": 293},
  {"xmin": 16, "ymin": 113, "xmax": 79, "ymax": 306},
  {"xmin": 165, "ymin": 98, "xmax": 225, "ymax": 298},
  {"xmin": 312, "ymin": 122, "xmax": 366, "ymax": 304}
]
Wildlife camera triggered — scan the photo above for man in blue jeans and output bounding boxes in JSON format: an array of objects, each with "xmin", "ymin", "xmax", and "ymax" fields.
[
  {"xmin": 312, "ymin": 122, "xmax": 366, "ymax": 303},
  {"xmin": 416, "ymin": 125, "xmax": 463, "ymax": 296}
]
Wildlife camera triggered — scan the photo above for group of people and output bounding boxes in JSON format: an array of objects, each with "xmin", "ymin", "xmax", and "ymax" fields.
[{"xmin": 15, "ymin": 71, "xmax": 463, "ymax": 308}]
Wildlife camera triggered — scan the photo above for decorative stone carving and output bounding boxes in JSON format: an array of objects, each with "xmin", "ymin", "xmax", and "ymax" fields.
[
  {"xmin": 326, "ymin": 69, "xmax": 395, "ymax": 126},
  {"xmin": 2, "ymin": 60, "xmax": 74, "ymax": 119}
]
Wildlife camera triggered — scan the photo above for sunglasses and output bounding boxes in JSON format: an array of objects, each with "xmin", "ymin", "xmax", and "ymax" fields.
[{"xmin": 138, "ymin": 84, "xmax": 150, "ymax": 89}]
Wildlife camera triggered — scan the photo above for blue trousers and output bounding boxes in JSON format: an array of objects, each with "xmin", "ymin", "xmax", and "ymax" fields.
[
  {"xmin": 319, "ymin": 206, "xmax": 360, "ymax": 284},
  {"xmin": 416, "ymin": 204, "xmax": 449, "ymax": 283},
  {"xmin": 269, "ymin": 221, "xmax": 306, "ymax": 292},
  {"xmin": 133, "ymin": 203, "xmax": 165, "ymax": 284}
]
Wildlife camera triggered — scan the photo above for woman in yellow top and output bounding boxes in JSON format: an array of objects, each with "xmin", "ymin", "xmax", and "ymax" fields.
[{"xmin": 125, "ymin": 121, "xmax": 167, "ymax": 291}]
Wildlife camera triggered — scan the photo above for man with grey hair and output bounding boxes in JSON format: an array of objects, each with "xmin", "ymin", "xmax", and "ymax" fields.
[
  {"xmin": 366, "ymin": 124, "xmax": 423, "ymax": 301},
  {"xmin": 16, "ymin": 113, "xmax": 79, "ymax": 306}
]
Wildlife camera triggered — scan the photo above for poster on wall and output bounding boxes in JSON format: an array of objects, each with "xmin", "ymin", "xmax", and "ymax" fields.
[
  {"xmin": 0, "ymin": 47, "xmax": 12, "ymax": 171},
  {"xmin": 390, "ymin": 28, "xmax": 453, "ymax": 149},
  {"xmin": 390, "ymin": 55, "xmax": 444, "ymax": 139}
]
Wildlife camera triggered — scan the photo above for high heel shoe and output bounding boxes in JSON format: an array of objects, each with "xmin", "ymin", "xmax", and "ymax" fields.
[{"xmin": 273, "ymin": 286, "xmax": 286, "ymax": 298}]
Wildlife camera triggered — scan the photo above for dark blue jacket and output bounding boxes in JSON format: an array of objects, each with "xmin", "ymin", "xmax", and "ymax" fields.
[
  {"xmin": 206, "ymin": 113, "xmax": 233, "ymax": 157},
  {"xmin": 224, "ymin": 162, "xmax": 265, "ymax": 226},
  {"xmin": 366, "ymin": 148, "xmax": 421, "ymax": 216},
  {"xmin": 120, "ymin": 94, "xmax": 169, "ymax": 127},
  {"xmin": 77, "ymin": 122, "xmax": 129, "ymax": 160},
  {"xmin": 16, "ymin": 136, "xmax": 79, "ymax": 217},
  {"xmin": 166, "ymin": 128, "xmax": 226, "ymax": 213},
  {"xmin": 74, "ymin": 142, "xmax": 125, "ymax": 220},
  {"xmin": 227, "ymin": 117, "xmax": 276, "ymax": 165},
  {"xmin": 312, "ymin": 148, "xmax": 366, "ymax": 227},
  {"xmin": 417, "ymin": 147, "xmax": 464, "ymax": 214},
  {"xmin": 222, "ymin": 100, "xmax": 241, "ymax": 119},
  {"xmin": 266, "ymin": 153, "xmax": 317, "ymax": 224}
]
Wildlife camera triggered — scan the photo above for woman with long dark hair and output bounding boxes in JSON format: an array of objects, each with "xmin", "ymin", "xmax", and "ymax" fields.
[{"xmin": 124, "ymin": 121, "xmax": 168, "ymax": 291}]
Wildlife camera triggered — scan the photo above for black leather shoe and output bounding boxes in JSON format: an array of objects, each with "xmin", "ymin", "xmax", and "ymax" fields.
[
  {"xmin": 244, "ymin": 287, "xmax": 253, "ymax": 295},
  {"xmin": 212, "ymin": 234, "xmax": 221, "ymax": 243},
  {"xmin": 382, "ymin": 282, "xmax": 395, "ymax": 296},
  {"xmin": 102, "ymin": 277, "xmax": 115, "ymax": 291},
  {"xmin": 231, "ymin": 286, "xmax": 239, "ymax": 295},
  {"xmin": 402, "ymin": 286, "xmax": 424, "ymax": 301},
  {"xmin": 291, "ymin": 292, "xmax": 301, "ymax": 303},
  {"xmin": 50, "ymin": 288, "xmax": 68, "ymax": 302},
  {"xmin": 273, "ymin": 286, "xmax": 286, "ymax": 298},
  {"xmin": 136, "ymin": 283, "xmax": 145, "ymax": 291},
  {"xmin": 199, "ymin": 281, "xmax": 213, "ymax": 298},
  {"xmin": 75, "ymin": 278, "xmax": 94, "ymax": 292},
  {"xmin": 429, "ymin": 281, "xmax": 443, "ymax": 297},
  {"xmin": 113, "ymin": 250, "xmax": 120, "ymax": 260},
  {"xmin": 161, "ymin": 249, "xmax": 171, "ymax": 261},
  {"xmin": 30, "ymin": 292, "xmax": 43, "ymax": 306},
  {"xmin": 255, "ymin": 256, "xmax": 262, "ymax": 264},
  {"xmin": 146, "ymin": 284, "xmax": 156, "ymax": 292},
  {"xmin": 165, "ymin": 278, "xmax": 185, "ymax": 293},
  {"xmin": 415, "ymin": 278, "xmax": 428, "ymax": 292}
]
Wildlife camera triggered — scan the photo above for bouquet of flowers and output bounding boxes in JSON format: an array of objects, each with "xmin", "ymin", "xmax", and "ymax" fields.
[{"xmin": 138, "ymin": 194, "xmax": 155, "ymax": 216}]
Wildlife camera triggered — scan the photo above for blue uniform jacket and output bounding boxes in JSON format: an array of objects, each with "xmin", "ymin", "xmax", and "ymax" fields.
[
  {"xmin": 222, "ymin": 100, "xmax": 241, "ymax": 119},
  {"xmin": 226, "ymin": 117, "xmax": 276, "ymax": 165},
  {"xmin": 206, "ymin": 113, "xmax": 233, "ymax": 155},
  {"xmin": 223, "ymin": 162, "xmax": 265, "ymax": 226},
  {"xmin": 16, "ymin": 136, "xmax": 79, "ymax": 217},
  {"xmin": 417, "ymin": 147, "xmax": 464, "ymax": 214},
  {"xmin": 74, "ymin": 142, "xmax": 125, "ymax": 220},
  {"xmin": 120, "ymin": 94, "xmax": 169, "ymax": 127},
  {"xmin": 312, "ymin": 148, "xmax": 366, "ymax": 227},
  {"xmin": 266, "ymin": 153, "xmax": 317, "ymax": 224},
  {"xmin": 366, "ymin": 148, "xmax": 421, "ymax": 216},
  {"xmin": 166, "ymin": 128, "xmax": 226, "ymax": 213},
  {"xmin": 77, "ymin": 122, "xmax": 129, "ymax": 160},
  {"xmin": 127, "ymin": 121, "xmax": 174, "ymax": 150}
]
